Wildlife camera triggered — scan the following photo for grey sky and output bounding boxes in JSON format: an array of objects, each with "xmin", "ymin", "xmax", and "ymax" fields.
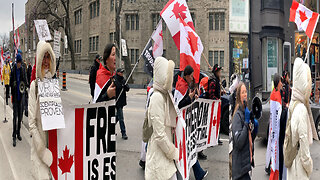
[{"xmin": 0, "ymin": 0, "xmax": 27, "ymax": 36}]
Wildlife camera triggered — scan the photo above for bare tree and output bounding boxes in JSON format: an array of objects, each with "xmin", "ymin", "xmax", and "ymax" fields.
[
  {"xmin": 30, "ymin": 0, "xmax": 75, "ymax": 70},
  {"xmin": 115, "ymin": 0, "xmax": 134, "ymax": 83},
  {"xmin": 0, "ymin": 33, "xmax": 10, "ymax": 51}
]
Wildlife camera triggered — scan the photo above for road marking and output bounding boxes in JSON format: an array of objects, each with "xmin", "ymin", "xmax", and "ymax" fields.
[{"xmin": 0, "ymin": 94, "xmax": 19, "ymax": 180}]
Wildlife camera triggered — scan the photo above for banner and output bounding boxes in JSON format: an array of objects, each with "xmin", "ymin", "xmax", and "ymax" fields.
[
  {"xmin": 38, "ymin": 78, "xmax": 65, "ymax": 131},
  {"xmin": 175, "ymin": 98, "xmax": 221, "ymax": 180},
  {"xmin": 48, "ymin": 101, "xmax": 116, "ymax": 180},
  {"xmin": 142, "ymin": 39, "xmax": 155, "ymax": 77}
]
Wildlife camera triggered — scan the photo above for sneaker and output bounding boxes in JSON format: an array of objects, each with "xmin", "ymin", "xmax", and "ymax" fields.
[
  {"xmin": 265, "ymin": 167, "xmax": 270, "ymax": 175},
  {"xmin": 17, "ymin": 135, "xmax": 22, "ymax": 141},
  {"xmin": 13, "ymin": 138, "xmax": 16, "ymax": 147},
  {"xmin": 139, "ymin": 160, "xmax": 145, "ymax": 169},
  {"xmin": 201, "ymin": 170, "xmax": 208, "ymax": 179},
  {"xmin": 122, "ymin": 134, "xmax": 128, "ymax": 140},
  {"xmin": 198, "ymin": 151, "xmax": 207, "ymax": 160},
  {"xmin": 218, "ymin": 140, "xmax": 223, "ymax": 145}
]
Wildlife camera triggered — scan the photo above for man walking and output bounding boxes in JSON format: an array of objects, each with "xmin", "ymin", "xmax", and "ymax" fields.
[
  {"xmin": 10, "ymin": 54, "xmax": 27, "ymax": 147},
  {"xmin": 89, "ymin": 54, "xmax": 101, "ymax": 99},
  {"xmin": 114, "ymin": 68, "xmax": 130, "ymax": 140}
]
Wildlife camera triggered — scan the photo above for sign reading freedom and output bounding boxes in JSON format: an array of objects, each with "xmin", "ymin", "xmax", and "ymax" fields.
[
  {"xmin": 175, "ymin": 98, "xmax": 221, "ymax": 180},
  {"xmin": 48, "ymin": 101, "xmax": 116, "ymax": 180}
]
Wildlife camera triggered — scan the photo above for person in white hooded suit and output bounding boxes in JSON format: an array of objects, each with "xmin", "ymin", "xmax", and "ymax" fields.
[
  {"xmin": 145, "ymin": 57, "xmax": 179, "ymax": 180},
  {"xmin": 286, "ymin": 57, "xmax": 319, "ymax": 179},
  {"xmin": 28, "ymin": 41, "xmax": 56, "ymax": 179}
]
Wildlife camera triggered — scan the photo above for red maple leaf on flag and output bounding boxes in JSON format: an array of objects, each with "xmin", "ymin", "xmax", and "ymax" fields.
[
  {"xmin": 299, "ymin": 10, "xmax": 308, "ymax": 22},
  {"xmin": 58, "ymin": 145, "xmax": 74, "ymax": 179},
  {"xmin": 159, "ymin": 30, "xmax": 163, "ymax": 39},
  {"xmin": 172, "ymin": 2, "xmax": 187, "ymax": 20},
  {"xmin": 187, "ymin": 31, "xmax": 198, "ymax": 56}
]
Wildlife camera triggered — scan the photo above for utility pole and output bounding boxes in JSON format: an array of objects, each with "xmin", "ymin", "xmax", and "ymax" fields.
[{"xmin": 119, "ymin": 16, "xmax": 122, "ymax": 68}]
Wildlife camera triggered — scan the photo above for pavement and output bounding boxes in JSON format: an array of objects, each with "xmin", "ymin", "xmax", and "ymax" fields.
[{"xmin": 0, "ymin": 73, "xmax": 229, "ymax": 180}]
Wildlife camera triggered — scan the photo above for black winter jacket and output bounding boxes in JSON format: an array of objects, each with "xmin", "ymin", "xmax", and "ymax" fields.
[
  {"xmin": 89, "ymin": 60, "xmax": 101, "ymax": 98},
  {"xmin": 114, "ymin": 74, "xmax": 130, "ymax": 108},
  {"xmin": 10, "ymin": 64, "xmax": 27, "ymax": 103},
  {"xmin": 232, "ymin": 107, "xmax": 253, "ymax": 180}
]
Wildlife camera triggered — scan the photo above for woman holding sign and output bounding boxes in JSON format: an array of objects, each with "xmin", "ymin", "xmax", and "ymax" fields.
[{"xmin": 28, "ymin": 41, "xmax": 56, "ymax": 179}]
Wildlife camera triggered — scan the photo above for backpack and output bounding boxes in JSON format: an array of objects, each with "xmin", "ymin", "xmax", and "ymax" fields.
[{"xmin": 284, "ymin": 101, "xmax": 300, "ymax": 168}]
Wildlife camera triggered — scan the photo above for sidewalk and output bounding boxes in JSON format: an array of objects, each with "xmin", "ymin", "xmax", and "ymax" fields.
[{"xmin": 0, "ymin": 88, "xmax": 33, "ymax": 180}]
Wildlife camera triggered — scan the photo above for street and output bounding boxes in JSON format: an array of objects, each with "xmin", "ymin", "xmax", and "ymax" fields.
[
  {"xmin": 0, "ymin": 74, "xmax": 228, "ymax": 180},
  {"xmin": 252, "ymin": 137, "xmax": 320, "ymax": 180}
]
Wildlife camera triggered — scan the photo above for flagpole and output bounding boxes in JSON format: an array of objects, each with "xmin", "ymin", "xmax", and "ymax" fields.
[
  {"xmin": 201, "ymin": 53, "xmax": 213, "ymax": 71},
  {"xmin": 12, "ymin": 3, "xmax": 15, "ymax": 60},
  {"xmin": 304, "ymin": 15, "xmax": 319, "ymax": 62}
]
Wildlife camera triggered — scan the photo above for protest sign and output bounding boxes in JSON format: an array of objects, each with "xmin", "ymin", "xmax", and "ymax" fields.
[
  {"xmin": 54, "ymin": 31, "xmax": 61, "ymax": 58},
  {"xmin": 34, "ymin": 20, "xmax": 52, "ymax": 41},
  {"xmin": 48, "ymin": 101, "xmax": 116, "ymax": 180},
  {"xmin": 175, "ymin": 98, "xmax": 221, "ymax": 180},
  {"xmin": 38, "ymin": 78, "xmax": 65, "ymax": 131}
]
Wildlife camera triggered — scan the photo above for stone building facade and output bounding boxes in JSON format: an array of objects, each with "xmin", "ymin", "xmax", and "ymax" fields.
[{"xmin": 21, "ymin": 0, "xmax": 229, "ymax": 85}]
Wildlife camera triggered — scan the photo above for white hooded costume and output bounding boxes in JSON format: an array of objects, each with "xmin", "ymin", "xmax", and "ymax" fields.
[
  {"xmin": 145, "ymin": 57, "xmax": 179, "ymax": 180},
  {"xmin": 287, "ymin": 58, "xmax": 319, "ymax": 179},
  {"xmin": 28, "ymin": 41, "xmax": 56, "ymax": 179}
]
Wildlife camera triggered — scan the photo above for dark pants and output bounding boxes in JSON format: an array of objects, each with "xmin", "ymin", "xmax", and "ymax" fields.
[
  {"xmin": 12, "ymin": 100, "xmax": 23, "ymax": 138},
  {"xmin": 236, "ymin": 172, "xmax": 251, "ymax": 180},
  {"xmin": 116, "ymin": 106, "xmax": 126, "ymax": 135},
  {"xmin": 23, "ymin": 92, "xmax": 28, "ymax": 117},
  {"xmin": 192, "ymin": 160, "xmax": 206, "ymax": 180},
  {"xmin": 5, "ymin": 85, "xmax": 10, "ymax": 105},
  {"xmin": 279, "ymin": 107, "xmax": 288, "ymax": 180}
]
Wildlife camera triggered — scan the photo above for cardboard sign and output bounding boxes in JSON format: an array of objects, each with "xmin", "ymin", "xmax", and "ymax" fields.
[
  {"xmin": 34, "ymin": 20, "xmax": 52, "ymax": 41},
  {"xmin": 48, "ymin": 101, "xmax": 116, "ymax": 180},
  {"xmin": 121, "ymin": 39, "xmax": 127, "ymax": 57},
  {"xmin": 54, "ymin": 31, "xmax": 61, "ymax": 58},
  {"xmin": 38, "ymin": 78, "xmax": 65, "ymax": 130},
  {"xmin": 175, "ymin": 99, "xmax": 221, "ymax": 180}
]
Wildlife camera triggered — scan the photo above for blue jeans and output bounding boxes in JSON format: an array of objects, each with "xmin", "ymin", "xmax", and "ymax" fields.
[
  {"xmin": 116, "ymin": 107, "xmax": 126, "ymax": 135},
  {"xmin": 192, "ymin": 160, "xmax": 206, "ymax": 180}
]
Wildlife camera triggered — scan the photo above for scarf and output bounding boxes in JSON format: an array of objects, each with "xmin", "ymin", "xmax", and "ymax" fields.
[{"xmin": 291, "ymin": 87, "xmax": 319, "ymax": 144}]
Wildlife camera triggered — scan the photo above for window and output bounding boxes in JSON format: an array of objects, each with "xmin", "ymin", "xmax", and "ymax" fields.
[
  {"xmin": 74, "ymin": 9, "xmax": 82, "ymax": 25},
  {"xmin": 89, "ymin": 36, "xmax": 99, "ymax": 52},
  {"xmin": 129, "ymin": 48, "xmax": 139, "ymax": 64},
  {"xmin": 191, "ymin": 12, "xmax": 196, "ymax": 27},
  {"xmin": 214, "ymin": 51, "xmax": 219, "ymax": 65},
  {"xmin": 74, "ymin": 40, "xmax": 81, "ymax": 54},
  {"xmin": 152, "ymin": 13, "xmax": 161, "ymax": 30},
  {"xmin": 109, "ymin": 32, "xmax": 114, "ymax": 43},
  {"xmin": 209, "ymin": 51, "xmax": 213, "ymax": 66},
  {"xmin": 125, "ymin": 14, "xmax": 139, "ymax": 30},
  {"xmin": 110, "ymin": 0, "xmax": 114, "ymax": 11},
  {"xmin": 220, "ymin": 51, "xmax": 224, "ymax": 67},
  {"xmin": 130, "ymin": 49, "xmax": 135, "ymax": 64},
  {"xmin": 209, "ymin": 12, "xmax": 225, "ymax": 31},
  {"xmin": 90, "ymin": 0, "xmax": 100, "ymax": 19},
  {"xmin": 127, "ymin": 0, "xmax": 136, "ymax": 2},
  {"xmin": 135, "ymin": 49, "xmax": 139, "ymax": 63},
  {"xmin": 209, "ymin": 13, "xmax": 214, "ymax": 30}
]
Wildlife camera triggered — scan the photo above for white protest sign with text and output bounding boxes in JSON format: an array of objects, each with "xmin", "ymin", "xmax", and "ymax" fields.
[
  {"xmin": 34, "ymin": 20, "xmax": 52, "ymax": 41},
  {"xmin": 53, "ymin": 31, "xmax": 61, "ymax": 58},
  {"xmin": 38, "ymin": 78, "xmax": 65, "ymax": 131}
]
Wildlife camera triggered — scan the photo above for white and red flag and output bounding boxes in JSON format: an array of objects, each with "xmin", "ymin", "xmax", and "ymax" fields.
[
  {"xmin": 1, "ymin": 47, "xmax": 4, "ymax": 69},
  {"xmin": 151, "ymin": 19, "xmax": 163, "ymax": 58},
  {"xmin": 160, "ymin": 0, "xmax": 194, "ymax": 49},
  {"xmin": 93, "ymin": 64, "xmax": 115, "ymax": 103},
  {"xmin": 290, "ymin": 0, "xmax": 319, "ymax": 39},
  {"xmin": 174, "ymin": 75, "xmax": 189, "ymax": 104},
  {"xmin": 179, "ymin": 17, "xmax": 203, "ymax": 83},
  {"xmin": 16, "ymin": 28, "xmax": 20, "ymax": 49}
]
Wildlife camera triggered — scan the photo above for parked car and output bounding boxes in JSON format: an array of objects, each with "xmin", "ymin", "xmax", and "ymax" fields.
[
  {"xmin": 146, "ymin": 68, "xmax": 230, "ymax": 135},
  {"xmin": 257, "ymin": 98, "xmax": 320, "ymax": 140}
]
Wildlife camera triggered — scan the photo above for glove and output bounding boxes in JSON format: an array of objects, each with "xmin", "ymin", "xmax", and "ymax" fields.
[
  {"xmin": 42, "ymin": 148, "xmax": 53, "ymax": 167},
  {"xmin": 245, "ymin": 107, "xmax": 250, "ymax": 124}
]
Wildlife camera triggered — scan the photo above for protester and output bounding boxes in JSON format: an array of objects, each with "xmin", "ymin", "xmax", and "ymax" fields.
[
  {"xmin": 279, "ymin": 71, "xmax": 291, "ymax": 180},
  {"xmin": 176, "ymin": 65, "xmax": 208, "ymax": 180},
  {"xmin": 145, "ymin": 57, "xmax": 179, "ymax": 180},
  {"xmin": 89, "ymin": 54, "xmax": 101, "ymax": 99},
  {"xmin": 95, "ymin": 44, "xmax": 116, "ymax": 103},
  {"xmin": 114, "ymin": 68, "xmax": 130, "ymax": 140},
  {"xmin": 265, "ymin": 73, "xmax": 282, "ymax": 180},
  {"xmin": 232, "ymin": 82, "xmax": 257, "ymax": 180},
  {"xmin": 207, "ymin": 64, "xmax": 223, "ymax": 145},
  {"xmin": 27, "ymin": 60, "xmax": 32, "ymax": 86},
  {"xmin": 2, "ymin": 59, "xmax": 11, "ymax": 105},
  {"xmin": 22, "ymin": 60, "xmax": 29, "ymax": 117},
  {"xmin": 28, "ymin": 41, "xmax": 56, "ymax": 179},
  {"xmin": 10, "ymin": 53, "xmax": 27, "ymax": 147},
  {"xmin": 286, "ymin": 57, "xmax": 318, "ymax": 179}
]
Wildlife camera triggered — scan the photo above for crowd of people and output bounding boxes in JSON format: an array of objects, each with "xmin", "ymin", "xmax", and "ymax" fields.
[{"xmin": 0, "ymin": 40, "xmax": 318, "ymax": 180}]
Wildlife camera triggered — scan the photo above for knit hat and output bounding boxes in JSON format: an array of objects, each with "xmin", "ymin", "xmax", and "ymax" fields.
[
  {"xmin": 212, "ymin": 64, "xmax": 222, "ymax": 74},
  {"xmin": 16, "ymin": 53, "xmax": 22, "ymax": 63}
]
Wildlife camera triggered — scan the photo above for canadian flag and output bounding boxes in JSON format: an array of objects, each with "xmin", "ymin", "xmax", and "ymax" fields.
[
  {"xmin": 179, "ymin": 17, "xmax": 203, "ymax": 84},
  {"xmin": 93, "ymin": 64, "xmax": 114, "ymax": 103},
  {"xmin": 1, "ymin": 47, "xmax": 4, "ymax": 69},
  {"xmin": 151, "ymin": 19, "xmax": 163, "ymax": 58},
  {"xmin": 16, "ymin": 28, "xmax": 20, "ymax": 49},
  {"xmin": 290, "ymin": 0, "xmax": 319, "ymax": 39},
  {"xmin": 160, "ymin": 0, "xmax": 194, "ymax": 49},
  {"xmin": 174, "ymin": 75, "xmax": 189, "ymax": 105}
]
